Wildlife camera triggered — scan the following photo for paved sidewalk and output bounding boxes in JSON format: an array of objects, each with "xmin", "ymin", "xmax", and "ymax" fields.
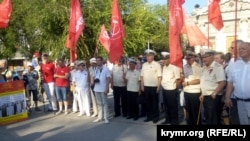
[{"xmin": 0, "ymin": 94, "xmax": 160, "ymax": 141}]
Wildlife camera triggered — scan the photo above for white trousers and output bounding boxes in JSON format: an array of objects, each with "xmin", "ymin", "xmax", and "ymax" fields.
[
  {"xmin": 90, "ymin": 89, "xmax": 98, "ymax": 115},
  {"xmin": 76, "ymin": 87, "xmax": 90, "ymax": 115},
  {"xmin": 95, "ymin": 92, "xmax": 109, "ymax": 120},
  {"xmin": 43, "ymin": 82, "xmax": 58, "ymax": 110},
  {"xmin": 72, "ymin": 92, "xmax": 79, "ymax": 112}
]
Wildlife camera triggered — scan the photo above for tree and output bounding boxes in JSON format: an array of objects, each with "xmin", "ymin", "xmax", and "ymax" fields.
[{"xmin": 0, "ymin": 0, "xmax": 168, "ymax": 61}]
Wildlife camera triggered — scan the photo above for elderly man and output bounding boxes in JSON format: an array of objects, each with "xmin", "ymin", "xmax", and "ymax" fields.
[
  {"xmin": 72, "ymin": 61, "xmax": 91, "ymax": 117},
  {"xmin": 125, "ymin": 59, "xmax": 141, "ymax": 120},
  {"xmin": 141, "ymin": 49, "xmax": 162, "ymax": 124},
  {"xmin": 111, "ymin": 56, "xmax": 128, "ymax": 118},
  {"xmin": 89, "ymin": 57, "xmax": 98, "ymax": 117},
  {"xmin": 225, "ymin": 42, "xmax": 250, "ymax": 125},
  {"xmin": 182, "ymin": 51, "xmax": 202, "ymax": 125},
  {"xmin": 161, "ymin": 52, "xmax": 181, "ymax": 125},
  {"xmin": 200, "ymin": 49, "xmax": 226, "ymax": 125}
]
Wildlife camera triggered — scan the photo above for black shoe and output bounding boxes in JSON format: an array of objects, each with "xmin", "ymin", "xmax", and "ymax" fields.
[
  {"xmin": 161, "ymin": 121, "xmax": 170, "ymax": 125},
  {"xmin": 153, "ymin": 119, "xmax": 158, "ymax": 124},
  {"xmin": 144, "ymin": 118, "xmax": 152, "ymax": 122},
  {"xmin": 139, "ymin": 114, "xmax": 146, "ymax": 118},
  {"xmin": 114, "ymin": 114, "xmax": 120, "ymax": 118},
  {"xmin": 47, "ymin": 109, "xmax": 53, "ymax": 112},
  {"xmin": 126, "ymin": 116, "xmax": 132, "ymax": 119},
  {"xmin": 133, "ymin": 117, "xmax": 138, "ymax": 121},
  {"xmin": 35, "ymin": 107, "xmax": 41, "ymax": 111}
]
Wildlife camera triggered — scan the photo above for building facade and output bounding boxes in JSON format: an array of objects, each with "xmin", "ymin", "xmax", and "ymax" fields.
[{"xmin": 191, "ymin": 0, "xmax": 250, "ymax": 53}]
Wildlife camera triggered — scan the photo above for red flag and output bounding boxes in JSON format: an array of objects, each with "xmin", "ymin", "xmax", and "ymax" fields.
[
  {"xmin": 0, "ymin": 0, "xmax": 12, "ymax": 28},
  {"xmin": 182, "ymin": 10, "xmax": 210, "ymax": 46},
  {"xmin": 65, "ymin": 0, "xmax": 85, "ymax": 63},
  {"xmin": 208, "ymin": 0, "xmax": 223, "ymax": 30},
  {"xmin": 109, "ymin": 0, "xmax": 125, "ymax": 64},
  {"xmin": 169, "ymin": 0, "xmax": 185, "ymax": 69},
  {"xmin": 98, "ymin": 24, "xmax": 110, "ymax": 53}
]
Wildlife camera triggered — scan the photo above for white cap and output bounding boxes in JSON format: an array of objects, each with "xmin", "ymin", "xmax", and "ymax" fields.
[
  {"xmin": 144, "ymin": 49, "xmax": 156, "ymax": 56},
  {"xmin": 89, "ymin": 58, "xmax": 96, "ymax": 63},
  {"xmin": 161, "ymin": 51, "xmax": 170, "ymax": 57}
]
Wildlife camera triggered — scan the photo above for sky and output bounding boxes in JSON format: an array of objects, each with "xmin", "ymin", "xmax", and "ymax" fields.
[{"xmin": 147, "ymin": 0, "xmax": 208, "ymax": 14}]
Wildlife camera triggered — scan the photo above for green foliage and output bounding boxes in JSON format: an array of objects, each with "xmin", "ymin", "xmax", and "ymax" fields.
[{"xmin": 0, "ymin": 0, "xmax": 169, "ymax": 60}]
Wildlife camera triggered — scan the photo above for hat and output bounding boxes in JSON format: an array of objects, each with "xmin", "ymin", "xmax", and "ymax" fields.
[
  {"xmin": 201, "ymin": 49, "xmax": 216, "ymax": 57},
  {"xmin": 89, "ymin": 58, "xmax": 96, "ymax": 64},
  {"xmin": 33, "ymin": 52, "xmax": 40, "ymax": 58},
  {"xmin": 144, "ymin": 49, "xmax": 156, "ymax": 56},
  {"xmin": 161, "ymin": 51, "xmax": 170, "ymax": 60},
  {"xmin": 27, "ymin": 62, "xmax": 33, "ymax": 67},
  {"xmin": 77, "ymin": 60, "xmax": 86, "ymax": 66},
  {"xmin": 129, "ymin": 58, "xmax": 137, "ymax": 64},
  {"xmin": 16, "ymin": 66, "xmax": 24, "ymax": 72}
]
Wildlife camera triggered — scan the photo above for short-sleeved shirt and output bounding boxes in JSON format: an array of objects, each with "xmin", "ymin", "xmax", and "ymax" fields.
[
  {"xmin": 126, "ymin": 69, "xmax": 141, "ymax": 92},
  {"xmin": 73, "ymin": 69, "xmax": 89, "ymax": 88},
  {"xmin": 94, "ymin": 66, "xmax": 111, "ymax": 93},
  {"xmin": 200, "ymin": 61, "xmax": 226, "ymax": 96},
  {"xmin": 227, "ymin": 59, "xmax": 250, "ymax": 99},
  {"xmin": 55, "ymin": 66, "xmax": 70, "ymax": 87},
  {"xmin": 25, "ymin": 70, "xmax": 38, "ymax": 90},
  {"xmin": 183, "ymin": 62, "xmax": 201, "ymax": 93},
  {"xmin": 141, "ymin": 61, "xmax": 162, "ymax": 87},
  {"xmin": 112, "ymin": 64, "xmax": 127, "ymax": 87},
  {"xmin": 41, "ymin": 62, "xmax": 55, "ymax": 83},
  {"xmin": 161, "ymin": 64, "xmax": 181, "ymax": 90}
]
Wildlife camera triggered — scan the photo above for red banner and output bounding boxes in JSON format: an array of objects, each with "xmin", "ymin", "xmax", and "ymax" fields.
[
  {"xmin": 65, "ymin": 0, "xmax": 84, "ymax": 63},
  {"xmin": 169, "ymin": 0, "xmax": 185, "ymax": 69},
  {"xmin": 99, "ymin": 24, "xmax": 110, "ymax": 53},
  {"xmin": 0, "ymin": 0, "xmax": 12, "ymax": 28},
  {"xmin": 109, "ymin": 0, "xmax": 125, "ymax": 64},
  {"xmin": 182, "ymin": 10, "xmax": 210, "ymax": 46},
  {"xmin": 208, "ymin": 0, "xmax": 223, "ymax": 30}
]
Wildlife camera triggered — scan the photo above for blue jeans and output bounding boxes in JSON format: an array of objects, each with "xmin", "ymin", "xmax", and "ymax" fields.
[{"xmin": 55, "ymin": 86, "xmax": 67, "ymax": 101}]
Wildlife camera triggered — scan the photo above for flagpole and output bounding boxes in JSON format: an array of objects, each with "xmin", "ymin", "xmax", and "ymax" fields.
[{"xmin": 234, "ymin": 0, "xmax": 238, "ymax": 61}]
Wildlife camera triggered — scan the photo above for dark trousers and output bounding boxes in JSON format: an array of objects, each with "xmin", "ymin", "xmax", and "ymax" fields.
[
  {"xmin": 184, "ymin": 92, "xmax": 201, "ymax": 125},
  {"xmin": 113, "ymin": 86, "xmax": 127, "ymax": 116},
  {"xmin": 162, "ymin": 89, "xmax": 179, "ymax": 125},
  {"xmin": 137, "ymin": 92, "xmax": 146, "ymax": 117},
  {"xmin": 229, "ymin": 99, "xmax": 240, "ymax": 125},
  {"xmin": 144, "ymin": 86, "xmax": 159, "ymax": 121},
  {"xmin": 203, "ymin": 95, "xmax": 222, "ymax": 125},
  {"xmin": 127, "ymin": 91, "xmax": 139, "ymax": 118}
]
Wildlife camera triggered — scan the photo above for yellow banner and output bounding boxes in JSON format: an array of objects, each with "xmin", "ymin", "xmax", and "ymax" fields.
[{"xmin": 0, "ymin": 80, "xmax": 28, "ymax": 126}]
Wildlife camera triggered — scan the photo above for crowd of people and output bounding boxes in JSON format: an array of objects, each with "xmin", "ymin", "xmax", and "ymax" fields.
[{"xmin": 0, "ymin": 40, "xmax": 249, "ymax": 125}]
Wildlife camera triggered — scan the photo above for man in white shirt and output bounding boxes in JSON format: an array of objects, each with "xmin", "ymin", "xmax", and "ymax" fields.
[{"xmin": 92, "ymin": 56, "xmax": 111, "ymax": 124}]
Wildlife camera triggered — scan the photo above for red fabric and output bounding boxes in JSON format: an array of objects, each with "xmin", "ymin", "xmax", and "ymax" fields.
[
  {"xmin": 99, "ymin": 24, "xmax": 110, "ymax": 53},
  {"xmin": 33, "ymin": 52, "xmax": 40, "ymax": 57},
  {"xmin": 41, "ymin": 62, "xmax": 55, "ymax": 83},
  {"xmin": 182, "ymin": 10, "xmax": 210, "ymax": 46},
  {"xmin": 169, "ymin": 0, "xmax": 185, "ymax": 69},
  {"xmin": 65, "ymin": 0, "xmax": 85, "ymax": 63},
  {"xmin": 208, "ymin": 0, "xmax": 223, "ymax": 31},
  {"xmin": 0, "ymin": 0, "xmax": 12, "ymax": 28},
  {"xmin": 55, "ymin": 66, "xmax": 70, "ymax": 87},
  {"xmin": 109, "ymin": 0, "xmax": 125, "ymax": 64}
]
